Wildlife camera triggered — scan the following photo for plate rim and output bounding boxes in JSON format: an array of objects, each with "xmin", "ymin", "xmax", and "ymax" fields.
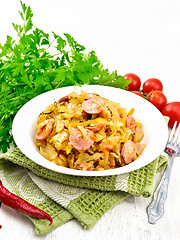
[{"xmin": 12, "ymin": 85, "xmax": 169, "ymax": 176}]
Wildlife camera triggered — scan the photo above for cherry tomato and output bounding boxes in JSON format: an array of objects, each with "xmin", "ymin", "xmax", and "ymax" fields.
[
  {"xmin": 143, "ymin": 78, "xmax": 163, "ymax": 93},
  {"xmin": 124, "ymin": 73, "xmax": 141, "ymax": 91},
  {"xmin": 131, "ymin": 91, "xmax": 144, "ymax": 98},
  {"xmin": 148, "ymin": 90, "xmax": 167, "ymax": 111},
  {"xmin": 161, "ymin": 102, "xmax": 180, "ymax": 128}
]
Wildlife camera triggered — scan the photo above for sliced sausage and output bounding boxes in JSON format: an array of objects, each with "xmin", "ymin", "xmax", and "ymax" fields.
[
  {"xmin": 36, "ymin": 119, "xmax": 54, "ymax": 140},
  {"xmin": 126, "ymin": 116, "xmax": 137, "ymax": 134},
  {"xmin": 86, "ymin": 123, "xmax": 105, "ymax": 132},
  {"xmin": 58, "ymin": 95, "xmax": 69, "ymax": 103},
  {"xmin": 121, "ymin": 141, "xmax": 146, "ymax": 164},
  {"xmin": 69, "ymin": 129, "xmax": 94, "ymax": 151},
  {"xmin": 121, "ymin": 141, "xmax": 135, "ymax": 164},
  {"xmin": 82, "ymin": 97, "xmax": 104, "ymax": 114}
]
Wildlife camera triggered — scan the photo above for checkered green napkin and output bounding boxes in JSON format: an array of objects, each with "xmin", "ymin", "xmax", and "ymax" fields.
[{"xmin": 0, "ymin": 148, "xmax": 168, "ymax": 235}]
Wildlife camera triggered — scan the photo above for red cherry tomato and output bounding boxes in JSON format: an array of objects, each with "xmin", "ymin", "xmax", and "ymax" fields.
[
  {"xmin": 124, "ymin": 73, "xmax": 141, "ymax": 91},
  {"xmin": 148, "ymin": 90, "xmax": 167, "ymax": 111},
  {"xmin": 143, "ymin": 78, "xmax": 163, "ymax": 94},
  {"xmin": 131, "ymin": 91, "xmax": 144, "ymax": 98},
  {"xmin": 161, "ymin": 102, "xmax": 180, "ymax": 128}
]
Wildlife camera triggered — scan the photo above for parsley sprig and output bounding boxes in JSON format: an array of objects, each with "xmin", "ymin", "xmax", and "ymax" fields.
[{"xmin": 0, "ymin": 1, "xmax": 130, "ymax": 153}]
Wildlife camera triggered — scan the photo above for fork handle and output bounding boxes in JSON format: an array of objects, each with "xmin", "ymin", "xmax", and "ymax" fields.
[{"xmin": 147, "ymin": 155, "xmax": 175, "ymax": 224}]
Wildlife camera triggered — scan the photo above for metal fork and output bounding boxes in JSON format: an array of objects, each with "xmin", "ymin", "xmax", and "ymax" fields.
[{"xmin": 147, "ymin": 121, "xmax": 180, "ymax": 224}]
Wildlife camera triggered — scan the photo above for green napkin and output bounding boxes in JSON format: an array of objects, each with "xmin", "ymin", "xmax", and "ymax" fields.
[{"xmin": 0, "ymin": 147, "xmax": 168, "ymax": 235}]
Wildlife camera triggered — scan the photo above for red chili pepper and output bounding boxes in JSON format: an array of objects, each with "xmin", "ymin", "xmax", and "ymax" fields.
[{"xmin": 0, "ymin": 180, "xmax": 53, "ymax": 226}]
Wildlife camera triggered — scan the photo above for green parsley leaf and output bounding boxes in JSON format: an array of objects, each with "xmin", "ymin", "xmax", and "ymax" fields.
[{"xmin": 0, "ymin": 1, "xmax": 130, "ymax": 153}]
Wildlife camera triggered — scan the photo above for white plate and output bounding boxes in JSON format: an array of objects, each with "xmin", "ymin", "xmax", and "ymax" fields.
[{"xmin": 12, "ymin": 85, "xmax": 168, "ymax": 176}]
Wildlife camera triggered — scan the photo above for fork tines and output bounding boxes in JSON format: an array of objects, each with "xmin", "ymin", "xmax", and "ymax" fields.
[{"xmin": 168, "ymin": 121, "xmax": 180, "ymax": 146}]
